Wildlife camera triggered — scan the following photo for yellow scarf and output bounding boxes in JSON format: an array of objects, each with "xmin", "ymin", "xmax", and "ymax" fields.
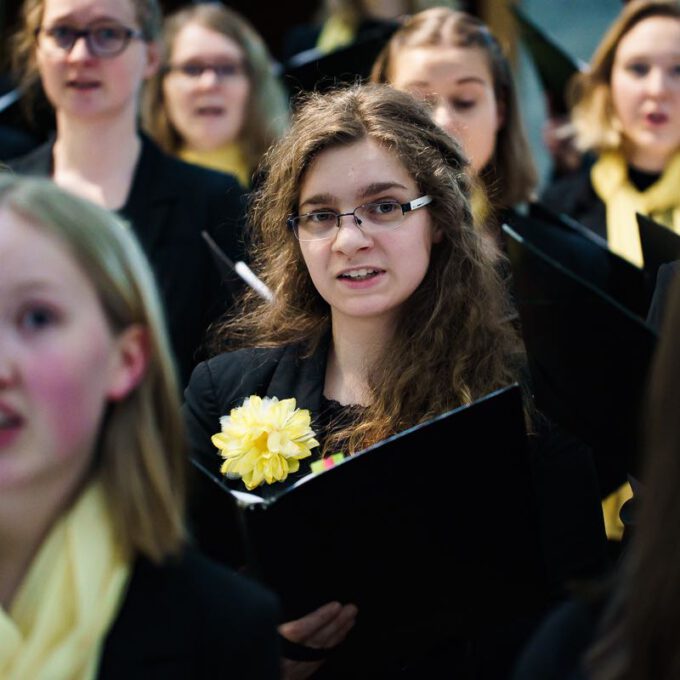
[
  {"xmin": 316, "ymin": 15, "xmax": 356, "ymax": 54},
  {"xmin": 0, "ymin": 483, "xmax": 131, "ymax": 680},
  {"xmin": 179, "ymin": 143, "xmax": 251, "ymax": 188},
  {"xmin": 591, "ymin": 150, "xmax": 680, "ymax": 267}
]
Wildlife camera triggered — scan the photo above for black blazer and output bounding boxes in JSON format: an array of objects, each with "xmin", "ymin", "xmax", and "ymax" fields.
[
  {"xmin": 540, "ymin": 162, "xmax": 607, "ymax": 241},
  {"xmin": 99, "ymin": 549, "xmax": 281, "ymax": 679},
  {"xmin": 10, "ymin": 134, "xmax": 247, "ymax": 386}
]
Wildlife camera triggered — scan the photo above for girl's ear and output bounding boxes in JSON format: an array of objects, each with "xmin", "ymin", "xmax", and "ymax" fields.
[
  {"xmin": 144, "ymin": 41, "xmax": 162, "ymax": 80},
  {"xmin": 106, "ymin": 325, "xmax": 150, "ymax": 401}
]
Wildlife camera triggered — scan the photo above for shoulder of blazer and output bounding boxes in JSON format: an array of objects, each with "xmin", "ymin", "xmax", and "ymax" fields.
[
  {"xmin": 540, "ymin": 163, "xmax": 595, "ymax": 213},
  {"xmin": 138, "ymin": 133, "xmax": 244, "ymax": 199},
  {"xmin": 201, "ymin": 346, "xmax": 289, "ymax": 404},
  {"xmin": 99, "ymin": 549, "xmax": 280, "ymax": 679},
  {"xmin": 7, "ymin": 136, "xmax": 54, "ymax": 176}
]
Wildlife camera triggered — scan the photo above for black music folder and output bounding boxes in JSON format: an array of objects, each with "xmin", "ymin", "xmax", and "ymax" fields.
[
  {"xmin": 637, "ymin": 212, "xmax": 680, "ymax": 277},
  {"xmin": 281, "ymin": 23, "xmax": 398, "ymax": 99},
  {"xmin": 510, "ymin": 5, "xmax": 583, "ymax": 116},
  {"xmin": 503, "ymin": 224, "xmax": 657, "ymax": 497},
  {"xmin": 189, "ymin": 384, "xmax": 550, "ymax": 668},
  {"xmin": 507, "ymin": 204, "xmax": 653, "ymax": 318}
]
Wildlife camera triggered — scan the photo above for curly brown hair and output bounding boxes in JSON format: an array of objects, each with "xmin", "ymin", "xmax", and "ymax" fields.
[{"xmin": 213, "ymin": 83, "xmax": 522, "ymax": 454}]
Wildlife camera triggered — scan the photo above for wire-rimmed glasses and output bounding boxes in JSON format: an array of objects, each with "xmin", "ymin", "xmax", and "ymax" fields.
[
  {"xmin": 287, "ymin": 195, "xmax": 433, "ymax": 242},
  {"xmin": 35, "ymin": 22, "xmax": 145, "ymax": 58}
]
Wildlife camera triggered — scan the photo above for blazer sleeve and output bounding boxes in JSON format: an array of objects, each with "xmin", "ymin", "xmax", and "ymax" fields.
[{"xmin": 183, "ymin": 359, "xmax": 224, "ymax": 476}]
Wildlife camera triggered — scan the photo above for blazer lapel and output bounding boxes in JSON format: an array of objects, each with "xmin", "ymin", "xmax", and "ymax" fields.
[
  {"xmin": 119, "ymin": 135, "xmax": 176, "ymax": 254},
  {"xmin": 266, "ymin": 338, "xmax": 328, "ymax": 417}
]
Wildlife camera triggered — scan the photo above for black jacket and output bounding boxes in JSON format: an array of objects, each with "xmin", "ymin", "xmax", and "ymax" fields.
[
  {"xmin": 540, "ymin": 161, "xmax": 607, "ymax": 240},
  {"xmin": 98, "ymin": 549, "xmax": 280, "ymax": 679},
  {"xmin": 10, "ymin": 134, "xmax": 247, "ymax": 386}
]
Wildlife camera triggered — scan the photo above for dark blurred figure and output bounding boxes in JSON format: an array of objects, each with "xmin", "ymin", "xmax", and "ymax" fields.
[{"xmin": 513, "ymin": 261, "xmax": 680, "ymax": 680}]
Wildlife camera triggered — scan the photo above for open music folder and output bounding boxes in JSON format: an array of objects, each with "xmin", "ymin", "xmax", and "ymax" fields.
[
  {"xmin": 510, "ymin": 5, "xmax": 584, "ymax": 117},
  {"xmin": 506, "ymin": 204, "xmax": 654, "ymax": 318},
  {"xmin": 503, "ymin": 223, "xmax": 657, "ymax": 497},
  {"xmin": 636, "ymin": 212, "xmax": 680, "ymax": 278},
  {"xmin": 189, "ymin": 384, "xmax": 552, "ymax": 671}
]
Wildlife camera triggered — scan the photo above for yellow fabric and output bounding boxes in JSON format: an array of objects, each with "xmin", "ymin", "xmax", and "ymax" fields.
[
  {"xmin": 0, "ymin": 483, "xmax": 131, "ymax": 680},
  {"xmin": 180, "ymin": 143, "xmax": 251, "ymax": 188},
  {"xmin": 591, "ymin": 150, "xmax": 680, "ymax": 267},
  {"xmin": 471, "ymin": 182, "xmax": 492, "ymax": 230},
  {"xmin": 601, "ymin": 481, "xmax": 634, "ymax": 542},
  {"xmin": 316, "ymin": 15, "xmax": 356, "ymax": 54}
]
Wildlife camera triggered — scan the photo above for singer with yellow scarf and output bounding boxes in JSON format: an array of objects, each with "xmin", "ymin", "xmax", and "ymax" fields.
[
  {"xmin": 0, "ymin": 175, "xmax": 279, "ymax": 680},
  {"xmin": 542, "ymin": 0, "xmax": 680, "ymax": 270},
  {"xmin": 541, "ymin": 0, "xmax": 680, "ymax": 541}
]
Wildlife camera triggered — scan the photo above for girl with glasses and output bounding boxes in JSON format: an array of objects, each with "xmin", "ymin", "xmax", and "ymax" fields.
[
  {"xmin": 8, "ymin": 0, "xmax": 247, "ymax": 387},
  {"xmin": 0, "ymin": 174, "xmax": 279, "ymax": 680},
  {"xmin": 143, "ymin": 3, "xmax": 289, "ymax": 189},
  {"xmin": 183, "ymin": 83, "xmax": 607, "ymax": 679}
]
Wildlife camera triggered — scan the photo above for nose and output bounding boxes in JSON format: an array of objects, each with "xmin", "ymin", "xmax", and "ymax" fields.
[
  {"xmin": 67, "ymin": 34, "xmax": 94, "ymax": 61},
  {"xmin": 197, "ymin": 68, "xmax": 221, "ymax": 88},
  {"xmin": 331, "ymin": 213, "xmax": 372, "ymax": 255},
  {"xmin": 432, "ymin": 99, "xmax": 463, "ymax": 137},
  {"xmin": 646, "ymin": 67, "xmax": 671, "ymax": 97}
]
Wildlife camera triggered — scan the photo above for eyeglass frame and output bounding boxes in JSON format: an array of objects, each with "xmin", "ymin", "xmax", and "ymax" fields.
[
  {"xmin": 287, "ymin": 195, "xmax": 433, "ymax": 241},
  {"xmin": 162, "ymin": 61, "xmax": 250, "ymax": 80},
  {"xmin": 34, "ymin": 23, "xmax": 146, "ymax": 58}
]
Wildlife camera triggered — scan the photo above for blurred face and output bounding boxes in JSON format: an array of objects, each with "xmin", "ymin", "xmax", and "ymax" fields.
[
  {"xmin": 35, "ymin": 0, "xmax": 159, "ymax": 123},
  {"xmin": 162, "ymin": 22, "xmax": 250, "ymax": 151},
  {"xmin": 390, "ymin": 45, "xmax": 502, "ymax": 173},
  {"xmin": 0, "ymin": 208, "xmax": 134, "ymax": 494},
  {"xmin": 611, "ymin": 16, "xmax": 680, "ymax": 171},
  {"xmin": 297, "ymin": 138, "xmax": 439, "ymax": 329}
]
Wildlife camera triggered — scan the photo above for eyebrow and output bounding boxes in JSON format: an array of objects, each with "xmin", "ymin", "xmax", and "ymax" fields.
[
  {"xmin": 406, "ymin": 76, "xmax": 486, "ymax": 88},
  {"xmin": 299, "ymin": 182, "xmax": 409, "ymax": 210},
  {"xmin": 44, "ymin": 12, "xmax": 125, "ymax": 25}
]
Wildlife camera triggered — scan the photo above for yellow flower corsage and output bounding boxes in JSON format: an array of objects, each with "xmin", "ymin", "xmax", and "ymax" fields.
[{"xmin": 211, "ymin": 395, "xmax": 320, "ymax": 490}]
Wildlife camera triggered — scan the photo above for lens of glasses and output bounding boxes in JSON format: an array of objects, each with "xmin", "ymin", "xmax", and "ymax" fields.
[
  {"xmin": 89, "ymin": 25, "xmax": 131, "ymax": 56},
  {"xmin": 355, "ymin": 201, "xmax": 404, "ymax": 226},
  {"xmin": 175, "ymin": 62, "xmax": 245, "ymax": 79},
  {"xmin": 290, "ymin": 212, "xmax": 336, "ymax": 241}
]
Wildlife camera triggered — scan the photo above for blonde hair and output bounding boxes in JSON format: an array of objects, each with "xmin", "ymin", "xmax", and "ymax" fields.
[
  {"xmin": 142, "ymin": 3, "xmax": 289, "ymax": 172},
  {"xmin": 212, "ymin": 84, "xmax": 521, "ymax": 454},
  {"xmin": 371, "ymin": 7, "xmax": 537, "ymax": 211},
  {"xmin": 0, "ymin": 174, "xmax": 185, "ymax": 562},
  {"xmin": 570, "ymin": 0, "xmax": 680, "ymax": 153}
]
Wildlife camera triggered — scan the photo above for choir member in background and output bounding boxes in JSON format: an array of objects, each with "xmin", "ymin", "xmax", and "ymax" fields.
[{"xmin": 9, "ymin": 0, "xmax": 246, "ymax": 386}]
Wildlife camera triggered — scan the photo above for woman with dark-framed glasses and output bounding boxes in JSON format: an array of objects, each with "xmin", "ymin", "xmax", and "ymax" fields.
[
  {"xmin": 183, "ymin": 83, "xmax": 608, "ymax": 679},
  {"xmin": 8, "ymin": 0, "xmax": 247, "ymax": 387}
]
